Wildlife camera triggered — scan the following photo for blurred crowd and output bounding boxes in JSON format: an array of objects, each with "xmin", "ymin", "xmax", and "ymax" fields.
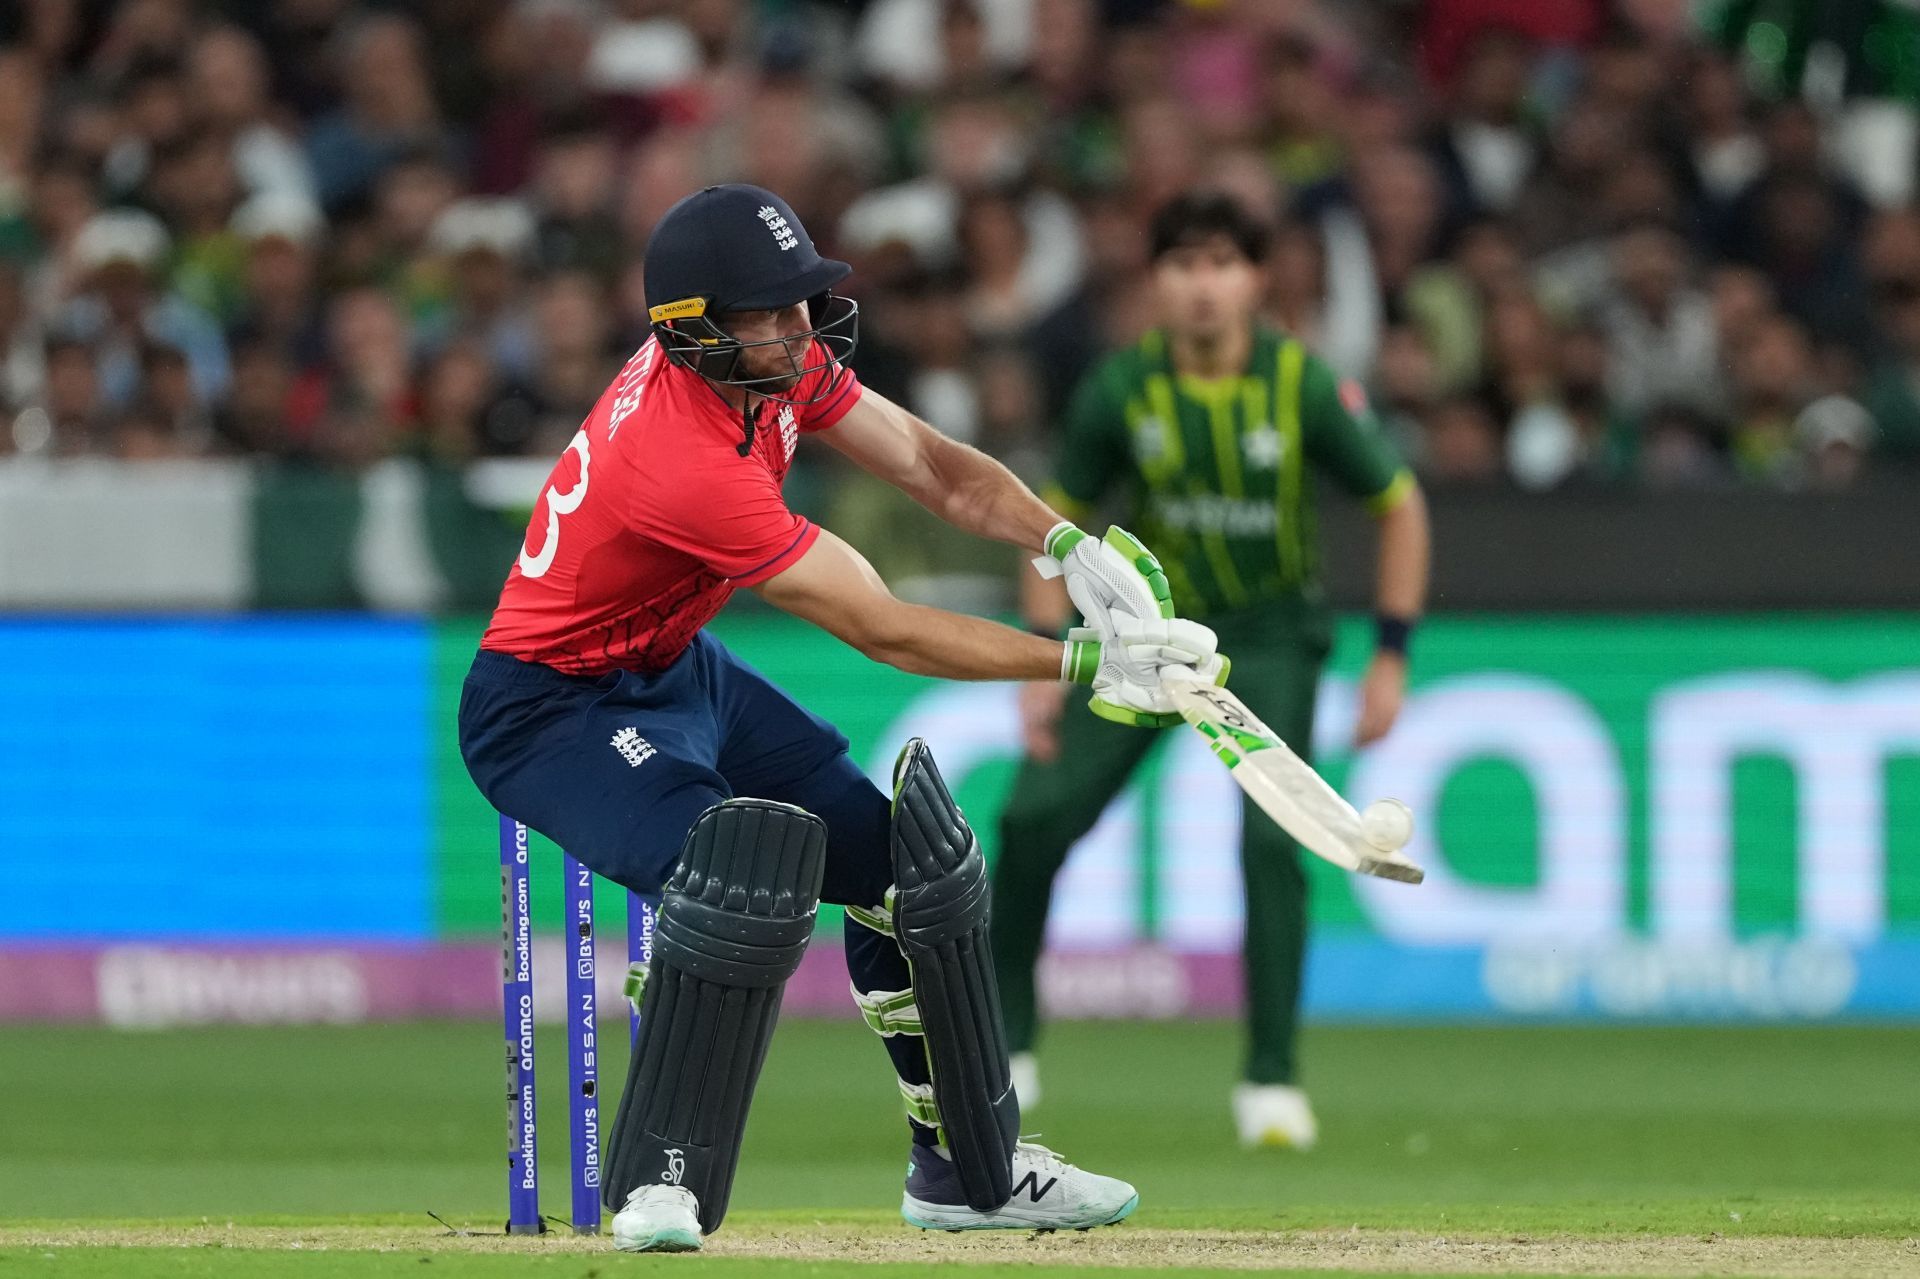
[{"xmin": 3, "ymin": 0, "xmax": 1920, "ymax": 494}]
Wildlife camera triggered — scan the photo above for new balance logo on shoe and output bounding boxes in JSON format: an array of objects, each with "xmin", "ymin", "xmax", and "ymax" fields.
[{"xmin": 1013, "ymin": 1170, "xmax": 1057, "ymax": 1203}]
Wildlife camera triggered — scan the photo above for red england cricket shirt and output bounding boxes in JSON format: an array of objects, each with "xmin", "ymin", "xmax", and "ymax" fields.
[{"xmin": 482, "ymin": 338, "xmax": 861, "ymax": 674}]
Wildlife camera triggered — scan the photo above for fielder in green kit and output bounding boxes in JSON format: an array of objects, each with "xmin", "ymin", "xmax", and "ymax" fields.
[{"xmin": 992, "ymin": 193, "xmax": 1432, "ymax": 1148}]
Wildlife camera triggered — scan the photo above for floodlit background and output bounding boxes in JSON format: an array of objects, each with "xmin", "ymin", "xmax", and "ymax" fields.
[{"xmin": 1, "ymin": 0, "xmax": 1918, "ymax": 1265}]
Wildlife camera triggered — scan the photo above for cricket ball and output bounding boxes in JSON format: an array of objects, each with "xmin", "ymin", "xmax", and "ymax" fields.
[{"xmin": 1360, "ymin": 798, "xmax": 1414, "ymax": 852}]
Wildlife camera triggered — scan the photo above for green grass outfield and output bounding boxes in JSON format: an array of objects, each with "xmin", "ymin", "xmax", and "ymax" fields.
[{"xmin": 6, "ymin": 1020, "xmax": 1918, "ymax": 1277}]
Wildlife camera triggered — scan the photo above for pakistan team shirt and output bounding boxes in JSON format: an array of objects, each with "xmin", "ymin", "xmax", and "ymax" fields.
[{"xmin": 1044, "ymin": 327, "xmax": 1413, "ymax": 620}]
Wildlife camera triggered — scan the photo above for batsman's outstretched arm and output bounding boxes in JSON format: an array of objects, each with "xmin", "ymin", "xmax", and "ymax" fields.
[
  {"xmin": 821, "ymin": 387, "xmax": 1060, "ymax": 553},
  {"xmin": 754, "ymin": 526, "xmax": 1219, "ymax": 696},
  {"xmin": 754, "ymin": 526, "xmax": 1065, "ymax": 680}
]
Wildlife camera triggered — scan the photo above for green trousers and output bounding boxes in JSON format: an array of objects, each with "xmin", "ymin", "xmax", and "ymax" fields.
[{"xmin": 990, "ymin": 608, "xmax": 1329, "ymax": 1085}]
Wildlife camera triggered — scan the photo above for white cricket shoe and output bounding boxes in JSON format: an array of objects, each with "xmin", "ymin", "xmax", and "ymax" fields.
[
  {"xmin": 1233, "ymin": 1083, "xmax": 1318, "ymax": 1150},
  {"xmin": 901, "ymin": 1141, "xmax": 1138, "ymax": 1231},
  {"xmin": 611, "ymin": 1183, "xmax": 702, "ymax": 1252},
  {"xmin": 1010, "ymin": 1052, "xmax": 1041, "ymax": 1109}
]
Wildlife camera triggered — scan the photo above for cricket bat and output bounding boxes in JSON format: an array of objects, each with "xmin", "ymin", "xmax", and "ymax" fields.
[{"xmin": 1163, "ymin": 669, "xmax": 1425, "ymax": 884}]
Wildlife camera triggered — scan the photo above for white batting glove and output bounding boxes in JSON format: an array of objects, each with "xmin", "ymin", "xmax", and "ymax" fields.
[
  {"xmin": 1034, "ymin": 524, "xmax": 1174, "ymax": 669},
  {"xmin": 1060, "ymin": 617, "xmax": 1230, "ymax": 726}
]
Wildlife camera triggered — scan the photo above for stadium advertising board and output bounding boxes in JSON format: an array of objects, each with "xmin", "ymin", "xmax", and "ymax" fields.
[{"xmin": 3, "ymin": 615, "xmax": 1915, "ymax": 1023}]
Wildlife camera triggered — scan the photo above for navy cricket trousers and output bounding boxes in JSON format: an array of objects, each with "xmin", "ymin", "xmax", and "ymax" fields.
[
  {"xmin": 458, "ymin": 633, "xmax": 936, "ymax": 1141},
  {"xmin": 460, "ymin": 633, "xmax": 894, "ymax": 907}
]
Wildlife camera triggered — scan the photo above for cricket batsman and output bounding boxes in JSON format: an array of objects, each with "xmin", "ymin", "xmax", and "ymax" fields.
[
  {"xmin": 992, "ymin": 193, "xmax": 1431, "ymax": 1149},
  {"xmin": 457, "ymin": 185, "xmax": 1225, "ymax": 1251}
]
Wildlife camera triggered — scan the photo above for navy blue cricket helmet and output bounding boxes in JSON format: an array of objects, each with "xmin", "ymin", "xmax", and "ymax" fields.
[{"xmin": 643, "ymin": 184, "xmax": 858, "ymax": 405}]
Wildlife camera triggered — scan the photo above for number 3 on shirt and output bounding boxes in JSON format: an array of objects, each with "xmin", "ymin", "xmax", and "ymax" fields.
[{"xmin": 518, "ymin": 429, "xmax": 591, "ymax": 579}]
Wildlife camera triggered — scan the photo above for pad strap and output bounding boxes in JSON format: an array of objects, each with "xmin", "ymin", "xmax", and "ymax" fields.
[
  {"xmin": 898, "ymin": 1078, "xmax": 941, "ymax": 1129},
  {"xmin": 851, "ymin": 983, "xmax": 924, "ymax": 1037},
  {"xmin": 844, "ymin": 886, "xmax": 896, "ymax": 938}
]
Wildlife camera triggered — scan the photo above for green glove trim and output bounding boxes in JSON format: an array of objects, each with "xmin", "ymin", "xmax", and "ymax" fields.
[
  {"xmin": 1044, "ymin": 522, "xmax": 1087, "ymax": 561},
  {"xmin": 1062, "ymin": 638, "xmax": 1101, "ymax": 685},
  {"xmin": 1089, "ymin": 696, "xmax": 1183, "ymax": 728},
  {"xmin": 1103, "ymin": 526, "xmax": 1175, "ymax": 619}
]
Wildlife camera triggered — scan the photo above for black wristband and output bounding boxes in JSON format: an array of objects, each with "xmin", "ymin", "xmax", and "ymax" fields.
[{"xmin": 1375, "ymin": 613, "xmax": 1415, "ymax": 657}]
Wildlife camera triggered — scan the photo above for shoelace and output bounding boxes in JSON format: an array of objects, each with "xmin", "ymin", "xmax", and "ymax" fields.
[{"xmin": 1014, "ymin": 1141, "xmax": 1072, "ymax": 1177}]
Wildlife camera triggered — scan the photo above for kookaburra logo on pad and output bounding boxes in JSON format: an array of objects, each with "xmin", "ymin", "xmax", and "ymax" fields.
[
  {"xmin": 758, "ymin": 205, "xmax": 798, "ymax": 251},
  {"xmin": 661, "ymin": 1148, "xmax": 685, "ymax": 1184}
]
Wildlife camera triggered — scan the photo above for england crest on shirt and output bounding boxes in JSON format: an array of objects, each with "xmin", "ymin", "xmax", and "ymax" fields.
[{"xmin": 777, "ymin": 403, "xmax": 798, "ymax": 463}]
